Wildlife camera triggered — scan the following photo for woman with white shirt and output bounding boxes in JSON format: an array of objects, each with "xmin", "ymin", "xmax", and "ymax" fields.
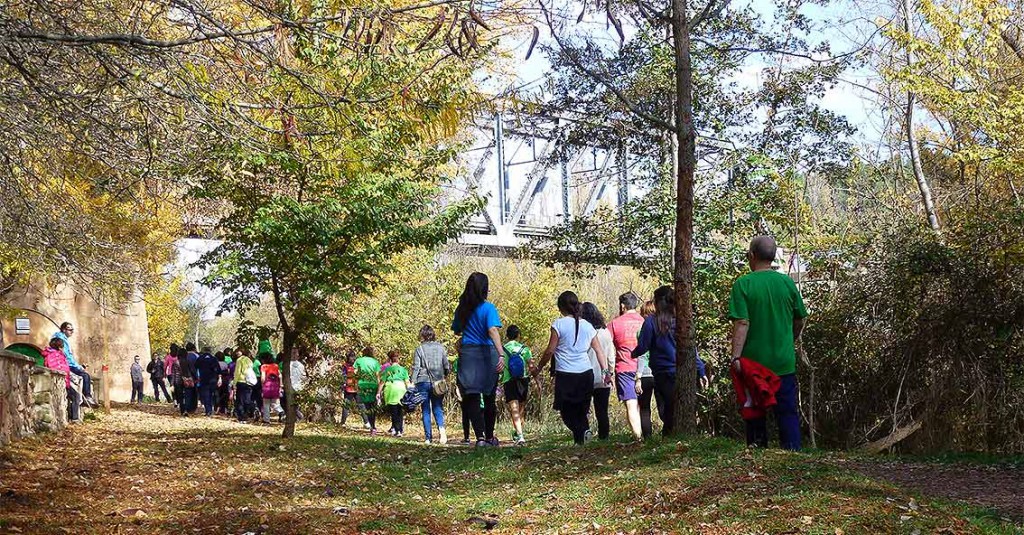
[
  {"xmin": 533, "ymin": 291, "xmax": 611, "ymax": 445},
  {"xmin": 582, "ymin": 302, "xmax": 615, "ymax": 440}
]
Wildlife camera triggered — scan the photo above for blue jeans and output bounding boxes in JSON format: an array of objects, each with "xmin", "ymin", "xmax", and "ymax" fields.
[
  {"xmin": 745, "ymin": 373, "xmax": 801, "ymax": 451},
  {"xmin": 181, "ymin": 386, "xmax": 198, "ymax": 414},
  {"xmin": 70, "ymin": 366, "xmax": 92, "ymax": 398},
  {"xmin": 416, "ymin": 382, "xmax": 445, "ymax": 441},
  {"xmin": 234, "ymin": 383, "xmax": 254, "ymax": 421},
  {"xmin": 199, "ymin": 383, "xmax": 216, "ymax": 416}
]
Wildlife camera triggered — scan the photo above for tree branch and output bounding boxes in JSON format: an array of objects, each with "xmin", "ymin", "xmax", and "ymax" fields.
[{"xmin": 539, "ymin": 1, "xmax": 677, "ymax": 133}]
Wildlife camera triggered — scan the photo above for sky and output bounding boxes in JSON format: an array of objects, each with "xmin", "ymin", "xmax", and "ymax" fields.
[{"xmin": 479, "ymin": 0, "xmax": 892, "ymax": 149}]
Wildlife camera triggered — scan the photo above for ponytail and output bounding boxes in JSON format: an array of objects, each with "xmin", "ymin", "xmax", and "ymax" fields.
[
  {"xmin": 573, "ymin": 302, "xmax": 582, "ymax": 344},
  {"xmin": 557, "ymin": 291, "xmax": 583, "ymax": 343}
]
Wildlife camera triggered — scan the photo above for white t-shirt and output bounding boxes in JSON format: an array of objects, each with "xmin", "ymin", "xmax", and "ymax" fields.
[
  {"xmin": 552, "ymin": 316, "xmax": 596, "ymax": 374},
  {"xmin": 290, "ymin": 361, "xmax": 307, "ymax": 391},
  {"xmin": 589, "ymin": 328, "xmax": 614, "ymax": 388}
]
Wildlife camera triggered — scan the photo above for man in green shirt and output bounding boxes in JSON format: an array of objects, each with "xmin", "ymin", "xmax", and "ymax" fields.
[
  {"xmin": 353, "ymin": 347, "xmax": 382, "ymax": 435},
  {"xmin": 728, "ymin": 235, "xmax": 808, "ymax": 451},
  {"xmin": 502, "ymin": 325, "xmax": 533, "ymax": 445}
]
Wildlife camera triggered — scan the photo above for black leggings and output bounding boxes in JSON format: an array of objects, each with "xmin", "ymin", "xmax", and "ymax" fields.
[
  {"xmin": 389, "ymin": 404, "xmax": 404, "ymax": 434},
  {"xmin": 560, "ymin": 398, "xmax": 591, "ymax": 445},
  {"xmin": 653, "ymin": 372, "xmax": 676, "ymax": 437},
  {"xmin": 592, "ymin": 388, "xmax": 611, "ymax": 439},
  {"xmin": 638, "ymin": 377, "xmax": 655, "ymax": 438},
  {"xmin": 461, "ymin": 393, "xmax": 496, "ymax": 441}
]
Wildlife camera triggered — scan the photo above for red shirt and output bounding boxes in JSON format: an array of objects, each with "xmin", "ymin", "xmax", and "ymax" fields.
[
  {"xmin": 607, "ymin": 311, "xmax": 645, "ymax": 374},
  {"xmin": 344, "ymin": 364, "xmax": 358, "ymax": 394}
]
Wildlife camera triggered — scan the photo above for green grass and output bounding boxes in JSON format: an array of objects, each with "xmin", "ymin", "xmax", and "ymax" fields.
[{"xmin": 1, "ymin": 407, "xmax": 1021, "ymax": 534}]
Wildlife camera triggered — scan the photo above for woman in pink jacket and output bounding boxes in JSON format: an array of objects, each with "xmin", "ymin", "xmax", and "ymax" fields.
[{"xmin": 43, "ymin": 337, "xmax": 80, "ymax": 422}]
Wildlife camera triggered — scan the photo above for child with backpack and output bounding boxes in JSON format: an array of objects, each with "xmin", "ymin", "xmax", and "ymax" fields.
[
  {"xmin": 502, "ymin": 325, "xmax": 534, "ymax": 445},
  {"xmin": 261, "ymin": 359, "xmax": 283, "ymax": 424}
]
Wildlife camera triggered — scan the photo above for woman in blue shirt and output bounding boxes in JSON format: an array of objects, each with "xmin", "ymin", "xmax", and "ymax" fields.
[
  {"xmin": 533, "ymin": 291, "xmax": 611, "ymax": 445},
  {"xmin": 452, "ymin": 272, "xmax": 506, "ymax": 447}
]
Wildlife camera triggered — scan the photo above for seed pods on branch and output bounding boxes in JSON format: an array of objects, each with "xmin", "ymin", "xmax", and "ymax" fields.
[
  {"xmin": 525, "ymin": 26, "xmax": 539, "ymax": 60},
  {"xmin": 414, "ymin": 9, "xmax": 446, "ymax": 52}
]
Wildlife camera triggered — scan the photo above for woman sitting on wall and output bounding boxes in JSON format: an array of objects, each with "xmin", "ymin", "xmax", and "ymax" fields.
[{"xmin": 43, "ymin": 337, "xmax": 80, "ymax": 422}]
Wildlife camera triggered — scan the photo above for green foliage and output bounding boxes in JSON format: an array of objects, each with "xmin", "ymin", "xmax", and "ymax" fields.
[
  {"xmin": 192, "ymin": 0, "xmax": 487, "ymax": 357},
  {"xmin": 145, "ymin": 275, "xmax": 195, "ymax": 355},
  {"xmin": 331, "ymin": 251, "xmax": 656, "ymax": 362},
  {"xmin": 532, "ymin": 154, "xmax": 810, "ymax": 364},
  {"xmin": 804, "ymin": 200, "xmax": 1024, "ymax": 452}
]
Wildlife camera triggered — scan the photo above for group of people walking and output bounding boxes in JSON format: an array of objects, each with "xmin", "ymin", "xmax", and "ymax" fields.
[
  {"xmin": 131, "ymin": 342, "xmax": 308, "ymax": 423},
  {"xmin": 428, "ymin": 235, "xmax": 806, "ymax": 449},
  {"xmin": 335, "ymin": 269, "xmax": 717, "ymax": 447},
  {"xmin": 45, "ymin": 236, "xmax": 807, "ymax": 452}
]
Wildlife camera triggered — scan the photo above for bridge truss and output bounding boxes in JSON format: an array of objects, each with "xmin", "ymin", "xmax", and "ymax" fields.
[{"xmin": 453, "ymin": 113, "xmax": 735, "ymax": 254}]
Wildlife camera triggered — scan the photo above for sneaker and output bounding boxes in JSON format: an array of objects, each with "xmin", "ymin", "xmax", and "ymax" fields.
[
  {"xmin": 513, "ymin": 434, "xmax": 526, "ymax": 445},
  {"xmin": 584, "ymin": 429, "xmax": 593, "ymax": 443},
  {"xmin": 363, "ymin": 422, "xmax": 371, "ymax": 429},
  {"xmin": 370, "ymin": 429, "xmax": 379, "ymax": 436},
  {"xmin": 461, "ymin": 438, "xmax": 472, "ymax": 445},
  {"xmin": 475, "ymin": 439, "xmax": 490, "ymax": 448},
  {"xmin": 425, "ymin": 439, "xmax": 432, "ymax": 445},
  {"xmin": 396, "ymin": 432, "xmax": 404, "ymax": 438},
  {"xmin": 487, "ymin": 437, "xmax": 500, "ymax": 447}
]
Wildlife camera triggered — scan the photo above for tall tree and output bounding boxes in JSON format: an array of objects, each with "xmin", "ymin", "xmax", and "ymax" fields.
[
  {"xmin": 531, "ymin": 0, "xmax": 853, "ymax": 433},
  {"xmin": 901, "ymin": 0, "xmax": 941, "ymax": 232},
  {"xmin": 195, "ymin": 0, "xmax": 489, "ymax": 438}
]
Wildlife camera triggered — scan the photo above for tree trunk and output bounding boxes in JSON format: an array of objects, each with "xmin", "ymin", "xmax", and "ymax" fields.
[
  {"xmin": 280, "ymin": 330, "xmax": 298, "ymax": 439},
  {"xmin": 670, "ymin": 0, "xmax": 699, "ymax": 435},
  {"xmin": 902, "ymin": 0, "xmax": 941, "ymax": 232},
  {"xmin": 270, "ymin": 272, "xmax": 299, "ymax": 439}
]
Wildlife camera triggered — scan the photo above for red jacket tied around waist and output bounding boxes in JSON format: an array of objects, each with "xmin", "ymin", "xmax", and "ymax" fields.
[{"xmin": 730, "ymin": 357, "xmax": 781, "ymax": 420}]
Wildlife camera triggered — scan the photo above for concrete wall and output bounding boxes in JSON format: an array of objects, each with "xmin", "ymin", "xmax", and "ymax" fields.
[{"xmin": 0, "ymin": 281, "xmax": 150, "ymax": 401}]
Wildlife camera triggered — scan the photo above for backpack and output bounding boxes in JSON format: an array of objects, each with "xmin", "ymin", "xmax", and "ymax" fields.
[
  {"xmin": 263, "ymin": 373, "xmax": 281, "ymax": 399},
  {"xmin": 507, "ymin": 345, "xmax": 527, "ymax": 379}
]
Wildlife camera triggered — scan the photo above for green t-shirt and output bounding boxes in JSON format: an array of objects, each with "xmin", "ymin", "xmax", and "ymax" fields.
[
  {"xmin": 381, "ymin": 364, "xmax": 409, "ymax": 406},
  {"xmin": 501, "ymin": 341, "xmax": 533, "ymax": 383},
  {"xmin": 381, "ymin": 364, "xmax": 409, "ymax": 383},
  {"xmin": 728, "ymin": 270, "xmax": 808, "ymax": 376},
  {"xmin": 353, "ymin": 356, "xmax": 381, "ymax": 393}
]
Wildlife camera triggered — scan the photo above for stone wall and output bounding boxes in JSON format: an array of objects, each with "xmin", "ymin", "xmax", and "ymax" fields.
[
  {"xmin": 0, "ymin": 350, "xmax": 35, "ymax": 447},
  {"xmin": 0, "ymin": 280, "xmax": 151, "ymax": 401},
  {"xmin": 31, "ymin": 367, "xmax": 68, "ymax": 433},
  {"xmin": 0, "ymin": 350, "xmax": 70, "ymax": 447}
]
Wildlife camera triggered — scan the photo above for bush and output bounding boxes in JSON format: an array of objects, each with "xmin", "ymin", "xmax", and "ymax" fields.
[{"xmin": 803, "ymin": 204, "xmax": 1024, "ymax": 453}]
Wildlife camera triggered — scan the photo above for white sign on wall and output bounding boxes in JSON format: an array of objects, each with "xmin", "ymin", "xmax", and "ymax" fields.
[{"xmin": 14, "ymin": 317, "xmax": 30, "ymax": 335}]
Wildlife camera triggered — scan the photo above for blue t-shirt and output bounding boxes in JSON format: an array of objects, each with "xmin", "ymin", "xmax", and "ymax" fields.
[
  {"xmin": 553, "ymin": 316, "xmax": 596, "ymax": 374},
  {"xmin": 453, "ymin": 302, "xmax": 502, "ymax": 345}
]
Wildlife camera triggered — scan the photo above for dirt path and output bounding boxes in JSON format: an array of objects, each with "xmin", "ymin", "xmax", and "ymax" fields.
[{"xmin": 852, "ymin": 460, "xmax": 1024, "ymax": 521}]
